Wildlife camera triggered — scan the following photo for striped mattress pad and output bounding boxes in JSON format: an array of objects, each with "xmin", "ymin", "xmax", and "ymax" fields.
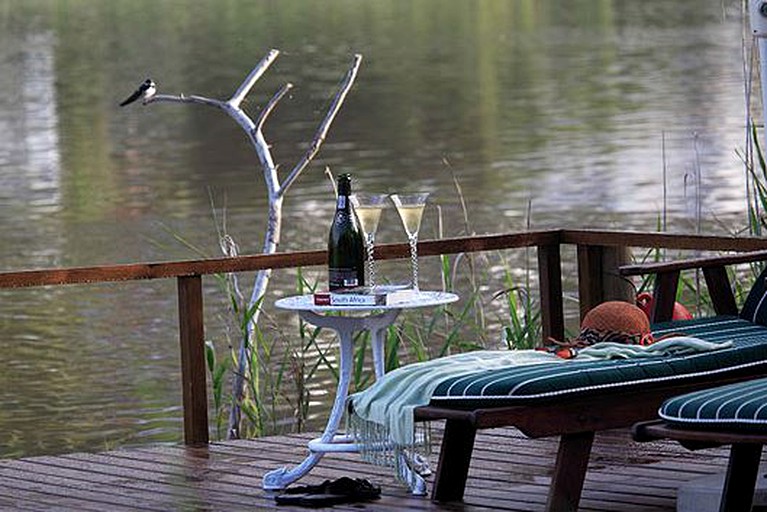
[
  {"xmin": 428, "ymin": 316, "xmax": 767, "ymax": 408},
  {"xmin": 659, "ymin": 377, "xmax": 767, "ymax": 428}
]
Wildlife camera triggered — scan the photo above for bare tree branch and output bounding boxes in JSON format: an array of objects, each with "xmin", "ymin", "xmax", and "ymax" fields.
[
  {"xmin": 229, "ymin": 49, "xmax": 280, "ymax": 108},
  {"xmin": 280, "ymin": 54, "xmax": 362, "ymax": 196},
  {"xmin": 146, "ymin": 93, "xmax": 224, "ymax": 109},
  {"xmin": 131, "ymin": 49, "xmax": 362, "ymax": 440},
  {"xmin": 255, "ymin": 83, "xmax": 294, "ymax": 134}
]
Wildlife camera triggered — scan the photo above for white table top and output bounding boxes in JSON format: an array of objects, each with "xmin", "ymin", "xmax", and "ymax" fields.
[{"xmin": 274, "ymin": 291, "xmax": 459, "ymax": 312}]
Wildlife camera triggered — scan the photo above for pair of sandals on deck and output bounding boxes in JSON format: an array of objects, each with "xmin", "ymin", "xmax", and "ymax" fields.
[{"xmin": 274, "ymin": 477, "xmax": 381, "ymax": 508}]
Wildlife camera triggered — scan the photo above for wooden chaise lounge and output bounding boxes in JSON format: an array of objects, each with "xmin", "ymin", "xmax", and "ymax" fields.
[
  {"xmin": 413, "ymin": 250, "xmax": 767, "ymax": 511},
  {"xmin": 633, "ymin": 376, "xmax": 767, "ymax": 512}
]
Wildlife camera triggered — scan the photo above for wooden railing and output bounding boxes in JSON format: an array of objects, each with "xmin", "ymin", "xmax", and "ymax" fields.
[{"xmin": 5, "ymin": 229, "xmax": 767, "ymax": 445}]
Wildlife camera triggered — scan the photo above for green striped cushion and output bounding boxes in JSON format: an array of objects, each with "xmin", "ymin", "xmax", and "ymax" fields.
[
  {"xmin": 429, "ymin": 316, "xmax": 767, "ymax": 407},
  {"xmin": 660, "ymin": 378, "xmax": 767, "ymax": 427},
  {"xmin": 740, "ymin": 265, "xmax": 767, "ymax": 325}
]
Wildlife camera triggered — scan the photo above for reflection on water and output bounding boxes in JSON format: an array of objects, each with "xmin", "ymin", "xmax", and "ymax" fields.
[
  {"xmin": 0, "ymin": 28, "xmax": 63, "ymax": 269},
  {"xmin": 0, "ymin": 0, "xmax": 754, "ymax": 457}
]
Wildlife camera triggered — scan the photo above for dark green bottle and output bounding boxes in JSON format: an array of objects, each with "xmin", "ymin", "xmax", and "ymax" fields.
[{"xmin": 328, "ymin": 174, "xmax": 365, "ymax": 291}]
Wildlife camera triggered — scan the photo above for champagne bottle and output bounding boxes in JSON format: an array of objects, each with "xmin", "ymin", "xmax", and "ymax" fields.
[{"xmin": 328, "ymin": 174, "xmax": 366, "ymax": 291}]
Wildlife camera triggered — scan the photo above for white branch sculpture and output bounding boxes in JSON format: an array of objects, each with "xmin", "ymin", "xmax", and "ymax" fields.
[{"xmin": 125, "ymin": 49, "xmax": 363, "ymax": 438}]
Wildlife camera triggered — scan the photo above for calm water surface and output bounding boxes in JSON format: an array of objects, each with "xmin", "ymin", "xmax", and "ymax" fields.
[{"xmin": 0, "ymin": 0, "xmax": 754, "ymax": 456}]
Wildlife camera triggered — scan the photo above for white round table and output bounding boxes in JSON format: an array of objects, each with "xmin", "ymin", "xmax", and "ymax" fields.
[{"xmin": 262, "ymin": 291, "xmax": 459, "ymax": 494}]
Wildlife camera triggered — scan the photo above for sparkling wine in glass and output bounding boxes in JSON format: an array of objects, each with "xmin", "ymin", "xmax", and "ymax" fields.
[
  {"xmin": 390, "ymin": 193, "xmax": 429, "ymax": 291},
  {"xmin": 350, "ymin": 193, "xmax": 388, "ymax": 289}
]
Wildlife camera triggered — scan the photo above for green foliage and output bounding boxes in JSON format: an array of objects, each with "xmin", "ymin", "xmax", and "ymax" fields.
[
  {"xmin": 203, "ymin": 259, "xmax": 290, "ymax": 438},
  {"xmin": 205, "ymin": 340, "xmax": 229, "ymax": 439},
  {"xmin": 497, "ymin": 278, "xmax": 541, "ymax": 350},
  {"xmin": 748, "ymin": 123, "xmax": 767, "ymax": 237}
]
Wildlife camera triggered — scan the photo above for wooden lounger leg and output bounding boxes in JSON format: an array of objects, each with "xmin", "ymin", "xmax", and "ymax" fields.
[
  {"xmin": 719, "ymin": 443, "xmax": 762, "ymax": 512},
  {"xmin": 545, "ymin": 431, "xmax": 595, "ymax": 512},
  {"xmin": 431, "ymin": 418, "xmax": 477, "ymax": 502}
]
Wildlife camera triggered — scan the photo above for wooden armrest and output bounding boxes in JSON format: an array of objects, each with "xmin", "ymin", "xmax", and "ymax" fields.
[
  {"xmin": 619, "ymin": 250, "xmax": 767, "ymax": 277},
  {"xmin": 617, "ymin": 250, "xmax": 767, "ymax": 323}
]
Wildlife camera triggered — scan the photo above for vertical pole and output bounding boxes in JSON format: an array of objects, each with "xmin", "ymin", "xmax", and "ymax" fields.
[
  {"xmin": 751, "ymin": 1, "xmax": 767, "ymax": 149},
  {"xmin": 538, "ymin": 243, "xmax": 564, "ymax": 343},
  {"xmin": 600, "ymin": 245, "xmax": 634, "ymax": 303},
  {"xmin": 178, "ymin": 275, "xmax": 209, "ymax": 446},
  {"xmin": 761, "ymin": 37, "xmax": 767, "ymax": 149},
  {"xmin": 577, "ymin": 244, "xmax": 633, "ymax": 320},
  {"xmin": 577, "ymin": 245, "xmax": 605, "ymax": 320}
]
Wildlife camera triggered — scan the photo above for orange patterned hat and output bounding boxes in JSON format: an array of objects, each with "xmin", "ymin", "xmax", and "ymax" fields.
[{"xmin": 548, "ymin": 301, "xmax": 655, "ymax": 359}]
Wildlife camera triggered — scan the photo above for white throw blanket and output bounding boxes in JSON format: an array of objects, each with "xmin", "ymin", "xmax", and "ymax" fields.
[{"xmin": 347, "ymin": 337, "xmax": 732, "ymax": 484}]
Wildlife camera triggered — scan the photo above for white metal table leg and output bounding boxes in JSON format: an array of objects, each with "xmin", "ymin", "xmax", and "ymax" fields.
[
  {"xmin": 263, "ymin": 309, "xmax": 400, "ymax": 491},
  {"xmin": 263, "ymin": 319, "xmax": 355, "ymax": 490},
  {"xmin": 367, "ymin": 309, "xmax": 400, "ymax": 379},
  {"xmin": 397, "ymin": 451, "xmax": 428, "ymax": 495}
]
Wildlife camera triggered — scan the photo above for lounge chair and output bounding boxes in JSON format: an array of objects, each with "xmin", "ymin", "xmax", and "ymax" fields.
[
  {"xmin": 633, "ymin": 377, "xmax": 767, "ymax": 512},
  {"xmin": 413, "ymin": 250, "xmax": 767, "ymax": 511}
]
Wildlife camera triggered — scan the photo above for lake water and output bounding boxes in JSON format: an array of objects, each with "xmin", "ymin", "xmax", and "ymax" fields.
[{"xmin": 0, "ymin": 0, "xmax": 756, "ymax": 457}]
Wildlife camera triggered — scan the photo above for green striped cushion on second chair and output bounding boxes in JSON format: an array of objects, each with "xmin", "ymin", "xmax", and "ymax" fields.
[
  {"xmin": 429, "ymin": 316, "xmax": 767, "ymax": 408},
  {"xmin": 660, "ymin": 378, "xmax": 767, "ymax": 427}
]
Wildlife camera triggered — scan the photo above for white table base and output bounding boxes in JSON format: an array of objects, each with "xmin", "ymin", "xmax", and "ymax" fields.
[{"xmin": 262, "ymin": 308, "xmax": 429, "ymax": 495}]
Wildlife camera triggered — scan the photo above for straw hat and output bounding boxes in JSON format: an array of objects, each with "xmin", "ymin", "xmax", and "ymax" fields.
[{"xmin": 548, "ymin": 301, "xmax": 655, "ymax": 359}]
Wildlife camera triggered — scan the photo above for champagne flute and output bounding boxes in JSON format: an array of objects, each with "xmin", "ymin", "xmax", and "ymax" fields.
[
  {"xmin": 390, "ymin": 193, "xmax": 429, "ymax": 291},
  {"xmin": 350, "ymin": 193, "xmax": 388, "ymax": 289}
]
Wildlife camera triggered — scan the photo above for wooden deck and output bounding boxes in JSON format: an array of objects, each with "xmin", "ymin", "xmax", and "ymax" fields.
[{"xmin": 0, "ymin": 426, "xmax": 739, "ymax": 511}]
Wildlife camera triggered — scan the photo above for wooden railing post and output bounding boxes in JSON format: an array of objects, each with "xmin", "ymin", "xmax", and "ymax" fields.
[
  {"xmin": 177, "ymin": 275, "xmax": 209, "ymax": 446},
  {"xmin": 577, "ymin": 244, "xmax": 604, "ymax": 318},
  {"xmin": 577, "ymin": 244, "xmax": 634, "ymax": 319},
  {"xmin": 538, "ymin": 243, "xmax": 565, "ymax": 344}
]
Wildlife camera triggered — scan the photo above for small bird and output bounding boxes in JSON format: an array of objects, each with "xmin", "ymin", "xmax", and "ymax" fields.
[{"xmin": 119, "ymin": 78, "xmax": 156, "ymax": 107}]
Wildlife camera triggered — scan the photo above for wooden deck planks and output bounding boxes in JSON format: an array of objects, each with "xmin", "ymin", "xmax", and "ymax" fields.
[{"xmin": 0, "ymin": 426, "xmax": 744, "ymax": 511}]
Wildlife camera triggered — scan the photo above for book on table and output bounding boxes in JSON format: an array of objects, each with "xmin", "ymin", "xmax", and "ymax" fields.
[{"xmin": 313, "ymin": 286, "xmax": 416, "ymax": 306}]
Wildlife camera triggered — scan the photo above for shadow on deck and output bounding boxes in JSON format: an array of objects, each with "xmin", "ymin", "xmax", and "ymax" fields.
[{"xmin": 0, "ymin": 426, "xmax": 737, "ymax": 511}]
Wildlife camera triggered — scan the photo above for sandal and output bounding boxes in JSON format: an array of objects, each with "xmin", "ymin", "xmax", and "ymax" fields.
[{"xmin": 275, "ymin": 477, "xmax": 381, "ymax": 508}]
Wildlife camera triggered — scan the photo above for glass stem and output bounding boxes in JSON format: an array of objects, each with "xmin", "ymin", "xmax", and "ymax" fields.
[
  {"xmin": 366, "ymin": 234, "xmax": 376, "ymax": 288},
  {"xmin": 409, "ymin": 235, "xmax": 419, "ymax": 291}
]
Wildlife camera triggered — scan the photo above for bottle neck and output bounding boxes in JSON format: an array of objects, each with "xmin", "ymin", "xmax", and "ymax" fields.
[
  {"xmin": 336, "ymin": 193, "xmax": 350, "ymax": 211},
  {"xmin": 336, "ymin": 174, "xmax": 352, "ymax": 211}
]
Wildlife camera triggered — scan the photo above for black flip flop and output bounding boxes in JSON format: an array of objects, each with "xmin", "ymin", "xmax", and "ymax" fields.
[{"xmin": 275, "ymin": 477, "xmax": 381, "ymax": 508}]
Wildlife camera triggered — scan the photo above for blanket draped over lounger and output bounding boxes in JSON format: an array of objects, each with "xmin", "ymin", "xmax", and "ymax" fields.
[{"xmin": 347, "ymin": 337, "xmax": 732, "ymax": 485}]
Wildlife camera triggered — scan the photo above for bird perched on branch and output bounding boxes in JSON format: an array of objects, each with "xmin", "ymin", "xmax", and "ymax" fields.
[{"xmin": 119, "ymin": 78, "xmax": 156, "ymax": 107}]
